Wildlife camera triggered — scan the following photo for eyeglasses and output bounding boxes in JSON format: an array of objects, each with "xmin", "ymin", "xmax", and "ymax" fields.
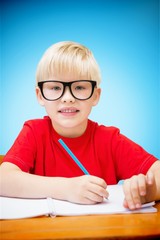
[{"xmin": 38, "ymin": 80, "xmax": 97, "ymax": 101}]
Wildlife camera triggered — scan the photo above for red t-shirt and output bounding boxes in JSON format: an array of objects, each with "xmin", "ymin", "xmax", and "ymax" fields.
[{"xmin": 3, "ymin": 117, "xmax": 157, "ymax": 184}]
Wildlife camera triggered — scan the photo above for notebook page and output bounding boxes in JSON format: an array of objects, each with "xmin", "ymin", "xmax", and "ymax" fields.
[
  {"xmin": 0, "ymin": 185, "xmax": 157, "ymax": 219},
  {"xmin": 52, "ymin": 185, "xmax": 157, "ymax": 216},
  {"xmin": 0, "ymin": 197, "xmax": 51, "ymax": 219}
]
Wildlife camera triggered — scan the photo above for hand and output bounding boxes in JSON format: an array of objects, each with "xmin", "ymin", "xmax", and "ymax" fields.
[
  {"xmin": 122, "ymin": 171, "xmax": 156, "ymax": 210},
  {"xmin": 65, "ymin": 175, "xmax": 109, "ymax": 204}
]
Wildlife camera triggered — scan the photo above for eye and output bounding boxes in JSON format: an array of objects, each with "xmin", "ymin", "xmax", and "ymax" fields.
[
  {"xmin": 52, "ymin": 86, "xmax": 61, "ymax": 91},
  {"xmin": 75, "ymin": 85, "xmax": 85, "ymax": 90},
  {"xmin": 45, "ymin": 83, "xmax": 62, "ymax": 91}
]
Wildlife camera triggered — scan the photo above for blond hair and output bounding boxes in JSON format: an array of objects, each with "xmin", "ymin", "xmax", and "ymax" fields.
[{"xmin": 36, "ymin": 41, "xmax": 101, "ymax": 86}]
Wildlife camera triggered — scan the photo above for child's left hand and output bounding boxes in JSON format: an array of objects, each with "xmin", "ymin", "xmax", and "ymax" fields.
[{"xmin": 122, "ymin": 171, "xmax": 157, "ymax": 210}]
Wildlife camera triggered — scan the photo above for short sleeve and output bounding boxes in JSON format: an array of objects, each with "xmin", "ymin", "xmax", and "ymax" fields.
[
  {"xmin": 111, "ymin": 130, "xmax": 157, "ymax": 180},
  {"xmin": 3, "ymin": 122, "xmax": 37, "ymax": 172}
]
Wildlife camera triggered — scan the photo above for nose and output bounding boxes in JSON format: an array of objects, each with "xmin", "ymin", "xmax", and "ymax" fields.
[{"xmin": 61, "ymin": 86, "xmax": 75, "ymax": 103}]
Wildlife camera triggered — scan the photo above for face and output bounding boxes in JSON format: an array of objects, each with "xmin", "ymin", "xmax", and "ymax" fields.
[{"xmin": 36, "ymin": 74, "xmax": 101, "ymax": 137}]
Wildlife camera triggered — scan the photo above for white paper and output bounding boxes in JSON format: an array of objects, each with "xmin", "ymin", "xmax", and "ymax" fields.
[
  {"xmin": 0, "ymin": 185, "xmax": 157, "ymax": 219},
  {"xmin": 53, "ymin": 185, "xmax": 157, "ymax": 216},
  {"xmin": 0, "ymin": 197, "xmax": 50, "ymax": 219}
]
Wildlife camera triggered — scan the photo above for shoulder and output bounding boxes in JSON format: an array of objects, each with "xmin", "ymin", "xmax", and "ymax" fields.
[
  {"xmin": 89, "ymin": 120, "xmax": 120, "ymax": 137},
  {"xmin": 88, "ymin": 119, "xmax": 122, "ymax": 147},
  {"xmin": 24, "ymin": 116, "xmax": 51, "ymax": 129},
  {"xmin": 22, "ymin": 116, "xmax": 52, "ymax": 136}
]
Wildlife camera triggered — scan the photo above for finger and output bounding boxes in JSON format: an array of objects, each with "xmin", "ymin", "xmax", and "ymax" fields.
[
  {"xmin": 85, "ymin": 191, "xmax": 104, "ymax": 203},
  {"xmin": 94, "ymin": 184, "xmax": 109, "ymax": 199},
  {"xmin": 123, "ymin": 198, "xmax": 128, "ymax": 208},
  {"xmin": 90, "ymin": 176, "xmax": 107, "ymax": 189},
  {"xmin": 123, "ymin": 178, "xmax": 140, "ymax": 210},
  {"xmin": 123, "ymin": 179, "xmax": 135, "ymax": 209},
  {"xmin": 146, "ymin": 171, "xmax": 154, "ymax": 185},
  {"xmin": 89, "ymin": 176, "xmax": 109, "ymax": 198},
  {"xmin": 137, "ymin": 174, "xmax": 147, "ymax": 197},
  {"xmin": 130, "ymin": 176, "xmax": 142, "ymax": 209}
]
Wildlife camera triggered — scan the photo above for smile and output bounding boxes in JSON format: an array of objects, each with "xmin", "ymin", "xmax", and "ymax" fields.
[{"xmin": 58, "ymin": 108, "xmax": 79, "ymax": 113}]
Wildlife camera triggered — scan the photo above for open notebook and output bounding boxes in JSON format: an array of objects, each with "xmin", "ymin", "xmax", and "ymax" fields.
[{"xmin": 0, "ymin": 185, "xmax": 157, "ymax": 219}]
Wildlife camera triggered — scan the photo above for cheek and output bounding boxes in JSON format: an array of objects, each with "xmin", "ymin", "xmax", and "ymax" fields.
[
  {"xmin": 43, "ymin": 102, "xmax": 57, "ymax": 115},
  {"xmin": 82, "ymin": 102, "xmax": 94, "ymax": 115},
  {"xmin": 87, "ymin": 95, "xmax": 99, "ymax": 108}
]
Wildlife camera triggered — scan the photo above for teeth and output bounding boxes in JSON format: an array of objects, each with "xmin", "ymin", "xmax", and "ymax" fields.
[{"xmin": 61, "ymin": 109, "xmax": 77, "ymax": 113}]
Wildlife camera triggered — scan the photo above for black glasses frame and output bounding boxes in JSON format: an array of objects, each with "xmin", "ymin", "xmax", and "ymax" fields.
[{"xmin": 38, "ymin": 80, "xmax": 97, "ymax": 101}]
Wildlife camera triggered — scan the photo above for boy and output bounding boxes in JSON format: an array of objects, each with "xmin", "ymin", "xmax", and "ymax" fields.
[{"xmin": 1, "ymin": 41, "xmax": 160, "ymax": 210}]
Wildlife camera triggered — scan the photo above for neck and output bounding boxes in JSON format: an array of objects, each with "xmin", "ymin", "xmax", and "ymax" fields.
[{"xmin": 51, "ymin": 120, "xmax": 88, "ymax": 138}]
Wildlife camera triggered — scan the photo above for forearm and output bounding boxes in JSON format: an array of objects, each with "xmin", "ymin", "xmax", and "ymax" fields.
[
  {"xmin": 0, "ymin": 163, "xmax": 68, "ymax": 200},
  {"xmin": 0, "ymin": 162, "xmax": 108, "ymax": 204}
]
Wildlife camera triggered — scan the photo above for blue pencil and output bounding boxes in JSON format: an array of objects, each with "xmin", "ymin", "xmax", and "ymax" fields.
[{"xmin": 58, "ymin": 138, "xmax": 90, "ymax": 175}]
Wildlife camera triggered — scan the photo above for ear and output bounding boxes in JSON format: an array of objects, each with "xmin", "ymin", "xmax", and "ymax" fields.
[
  {"xmin": 35, "ymin": 87, "xmax": 45, "ymax": 106},
  {"xmin": 92, "ymin": 88, "xmax": 101, "ymax": 106}
]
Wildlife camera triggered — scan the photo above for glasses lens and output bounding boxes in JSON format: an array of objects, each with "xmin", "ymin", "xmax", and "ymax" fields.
[
  {"xmin": 43, "ymin": 81, "xmax": 63, "ymax": 100},
  {"xmin": 71, "ymin": 81, "xmax": 93, "ymax": 100}
]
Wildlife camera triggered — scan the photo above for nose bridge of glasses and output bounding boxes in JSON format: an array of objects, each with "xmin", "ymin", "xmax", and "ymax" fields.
[{"xmin": 62, "ymin": 82, "xmax": 74, "ymax": 98}]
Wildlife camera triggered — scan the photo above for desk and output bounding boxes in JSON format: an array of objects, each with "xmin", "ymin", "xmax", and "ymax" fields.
[
  {"xmin": 1, "ymin": 202, "xmax": 160, "ymax": 240},
  {"xmin": 0, "ymin": 155, "xmax": 4, "ymax": 164}
]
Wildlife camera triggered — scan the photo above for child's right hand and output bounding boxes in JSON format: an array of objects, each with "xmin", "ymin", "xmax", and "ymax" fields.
[{"xmin": 65, "ymin": 175, "xmax": 109, "ymax": 204}]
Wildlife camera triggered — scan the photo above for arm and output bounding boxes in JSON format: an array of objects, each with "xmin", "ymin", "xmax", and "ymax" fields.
[
  {"xmin": 0, "ymin": 162, "xmax": 108, "ymax": 204},
  {"xmin": 122, "ymin": 160, "xmax": 160, "ymax": 210}
]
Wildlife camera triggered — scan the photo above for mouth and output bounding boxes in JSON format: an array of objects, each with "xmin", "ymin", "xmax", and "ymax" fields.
[{"xmin": 58, "ymin": 108, "xmax": 79, "ymax": 114}]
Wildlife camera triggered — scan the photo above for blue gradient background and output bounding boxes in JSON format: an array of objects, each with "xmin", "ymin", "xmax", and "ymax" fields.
[{"xmin": 1, "ymin": 0, "xmax": 159, "ymax": 158}]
